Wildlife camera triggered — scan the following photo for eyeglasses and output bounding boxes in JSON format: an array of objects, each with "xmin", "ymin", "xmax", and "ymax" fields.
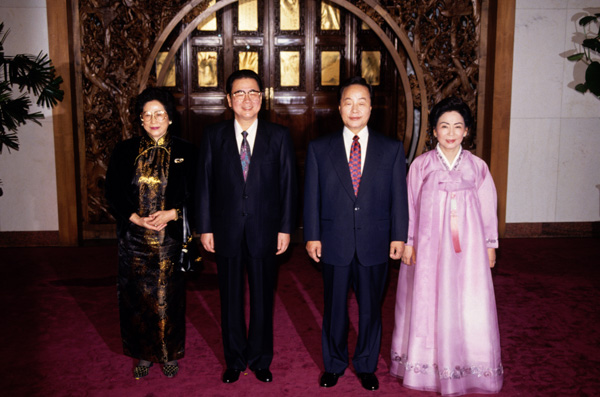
[
  {"xmin": 231, "ymin": 90, "xmax": 262, "ymax": 102},
  {"xmin": 140, "ymin": 110, "xmax": 168, "ymax": 122}
]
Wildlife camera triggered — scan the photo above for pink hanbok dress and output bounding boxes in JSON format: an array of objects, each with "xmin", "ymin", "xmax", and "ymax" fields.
[{"xmin": 390, "ymin": 147, "xmax": 503, "ymax": 395}]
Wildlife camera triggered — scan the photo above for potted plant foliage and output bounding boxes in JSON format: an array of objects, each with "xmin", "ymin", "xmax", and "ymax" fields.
[
  {"xmin": 567, "ymin": 12, "xmax": 600, "ymax": 98},
  {"xmin": 0, "ymin": 22, "xmax": 63, "ymax": 196}
]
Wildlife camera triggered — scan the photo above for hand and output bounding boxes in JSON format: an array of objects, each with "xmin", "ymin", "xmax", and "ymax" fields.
[
  {"xmin": 389, "ymin": 241, "xmax": 405, "ymax": 260},
  {"xmin": 201, "ymin": 233, "xmax": 215, "ymax": 253},
  {"xmin": 146, "ymin": 209, "xmax": 178, "ymax": 229},
  {"xmin": 401, "ymin": 245, "xmax": 416, "ymax": 266},
  {"xmin": 306, "ymin": 241, "xmax": 322, "ymax": 262},
  {"xmin": 488, "ymin": 248, "xmax": 496, "ymax": 268},
  {"xmin": 129, "ymin": 213, "xmax": 165, "ymax": 231},
  {"xmin": 276, "ymin": 233, "xmax": 290, "ymax": 255}
]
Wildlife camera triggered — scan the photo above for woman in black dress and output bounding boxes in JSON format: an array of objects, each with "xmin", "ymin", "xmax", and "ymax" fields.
[{"xmin": 105, "ymin": 87, "xmax": 196, "ymax": 379}]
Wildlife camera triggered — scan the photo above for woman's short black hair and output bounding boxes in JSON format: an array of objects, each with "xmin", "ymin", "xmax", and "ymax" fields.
[
  {"xmin": 338, "ymin": 76, "xmax": 373, "ymax": 104},
  {"xmin": 135, "ymin": 87, "xmax": 176, "ymax": 122},
  {"xmin": 226, "ymin": 69, "xmax": 263, "ymax": 94},
  {"xmin": 428, "ymin": 96, "xmax": 474, "ymax": 132}
]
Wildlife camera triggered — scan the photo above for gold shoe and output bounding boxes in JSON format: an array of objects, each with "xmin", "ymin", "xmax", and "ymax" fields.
[
  {"xmin": 162, "ymin": 362, "xmax": 179, "ymax": 378},
  {"xmin": 134, "ymin": 362, "xmax": 153, "ymax": 379}
]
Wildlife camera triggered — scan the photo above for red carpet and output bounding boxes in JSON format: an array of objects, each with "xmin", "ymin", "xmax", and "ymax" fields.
[{"xmin": 0, "ymin": 238, "xmax": 599, "ymax": 396}]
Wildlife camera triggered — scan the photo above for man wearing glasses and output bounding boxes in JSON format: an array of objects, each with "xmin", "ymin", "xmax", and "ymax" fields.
[{"xmin": 196, "ymin": 69, "xmax": 297, "ymax": 384}]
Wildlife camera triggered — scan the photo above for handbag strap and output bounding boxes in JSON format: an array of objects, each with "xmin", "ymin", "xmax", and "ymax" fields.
[{"xmin": 182, "ymin": 206, "xmax": 190, "ymax": 241}]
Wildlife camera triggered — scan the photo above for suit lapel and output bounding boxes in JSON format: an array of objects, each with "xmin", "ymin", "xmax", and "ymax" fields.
[
  {"xmin": 358, "ymin": 130, "xmax": 383, "ymax": 198},
  {"xmin": 220, "ymin": 121, "xmax": 245, "ymax": 181},
  {"xmin": 246, "ymin": 120, "xmax": 271, "ymax": 182},
  {"xmin": 328, "ymin": 132, "xmax": 356, "ymax": 200}
]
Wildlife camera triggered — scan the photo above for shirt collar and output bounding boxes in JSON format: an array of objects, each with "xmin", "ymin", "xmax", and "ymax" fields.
[{"xmin": 234, "ymin": 119, "xmax": 258, "ymax": 136}]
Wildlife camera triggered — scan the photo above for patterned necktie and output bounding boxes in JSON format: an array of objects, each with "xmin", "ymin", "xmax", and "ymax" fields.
[
  {"xmin": 240, "ymin": 130, "xmax": 251, "ymax": 181},
  {"xmin": 349, "ymin": 135, "xmax": 361, "ymax": 196}
]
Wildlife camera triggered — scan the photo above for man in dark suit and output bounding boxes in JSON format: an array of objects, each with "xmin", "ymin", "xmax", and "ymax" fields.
[
  {"xmin": 196, "ymin": 70, "xmax": 297, "ymax": 384},
  {"xmin": 303, "ymin": 76, "xmax": 408, "ymax": 391}
]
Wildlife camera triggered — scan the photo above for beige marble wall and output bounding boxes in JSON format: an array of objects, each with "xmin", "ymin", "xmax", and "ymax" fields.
[
  {"xmin": 507, "ymin": 0, "xmax": 600, "ymax": 223},
  {"xmin": 0, "ymin": 0, "xmax": 58, "ymax": 231}
]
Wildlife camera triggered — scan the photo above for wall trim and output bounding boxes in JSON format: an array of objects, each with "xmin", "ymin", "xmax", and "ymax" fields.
[
  {"xmin": 0, "ymin": 231, "xmax": 60, "ymax": 247},
  {"xmin": 505, "ymin": 222, "xmax": 600, "ymax": 238}
]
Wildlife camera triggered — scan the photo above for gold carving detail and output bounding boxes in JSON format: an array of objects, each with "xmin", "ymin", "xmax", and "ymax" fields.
[
  {"xmin": 281, "ymin": 0, "xmax": 300, "ymax": 31},
  {"xmin": 321, "ymin": 51, "xmax": 340, "ymax": 86},
  {"xmin": 156, "ymin": 52, "xmax": 176, "ymax": 87},
  {"xmin": 321, "ymin": 2, "xmax": 340, "ymax": 30},
  {"xmin": 239, "ymin": 52, "xmax": 259, "ymax": 74},
  {"xmin": 197, "ymin": 0, "xmax": 217, "ymax": 31},
  {"xmin": 239, "ymin": 0, "xmax": 258, "ymax": 31},
  {"xmin": 280, "ymin": 51, "xmax": 300, "ymax": 87},
  {"xmin": 361, "ymin": 51, "xmax": 380, "ymax": 86},
  {"xmin": 198, "ymin": 52, "xmax": 218, "ymax": 87}
]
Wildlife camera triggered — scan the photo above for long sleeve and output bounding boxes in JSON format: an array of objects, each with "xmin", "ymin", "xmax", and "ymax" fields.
[
  {"xmin": 405, "ymin": 157, "xmax": 424, "ymax": 247},
  {"xmin": 303, "ymin": 141, "xmax": 320, "ymax": 242},
  {"xmin": 278, "ymin": 127, "xmax": 297, "ymax": 234},
  {"xmin": 195, "ymin": 127, "xmax": 213, "ymax": 233},
  {"xmin": 477, "ymin": 161, "xmax": 499, "ymax": 248},
  {"xmin": 390, "ymin": 142, "xmax": 409, "ymax": 242}
]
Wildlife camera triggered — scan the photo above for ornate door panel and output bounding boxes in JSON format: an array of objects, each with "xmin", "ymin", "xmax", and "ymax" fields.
[{"xmin": 156, "ymin": 0, "xmax": 400, "ymax": 168}]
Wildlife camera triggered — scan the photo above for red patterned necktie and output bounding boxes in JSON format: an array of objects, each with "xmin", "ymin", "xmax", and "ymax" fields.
[
  {"xmin": 349, "ymin": 135, "xmax": 361, "ymax": 196},
  {"xmin": 240, "ymin": 130, "xmax": 251, "ymax": 181}
]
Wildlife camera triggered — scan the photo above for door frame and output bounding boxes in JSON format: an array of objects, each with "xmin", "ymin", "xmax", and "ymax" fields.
[
  {"xmin": 46, "ymin": 0, "xmax": 514, "ymax": 245},
  {"xmin": 138, "ymin": 0, "xmax": 429, "ymax": 158}
]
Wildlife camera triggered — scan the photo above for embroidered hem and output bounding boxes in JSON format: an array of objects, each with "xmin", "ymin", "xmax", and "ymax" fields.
[{"xmin": 391, "ymin": 351, "xmax": 503, "ymax": 380}]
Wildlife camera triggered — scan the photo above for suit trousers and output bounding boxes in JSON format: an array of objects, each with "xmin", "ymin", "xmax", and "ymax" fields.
[
  {"xmin": 321, "ymin": 256, "xmax": 388, "ymax": 374},
  {"xmin": 216, "ymin": 236, "xmax": 276, "ymax": 371}
]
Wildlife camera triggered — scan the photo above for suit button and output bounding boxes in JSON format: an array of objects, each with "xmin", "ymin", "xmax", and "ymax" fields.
[
  {"xmin": 354, "ymin": 207, "xmax": 360, "ymax": 211},
  {"xmin": 243, "ymin": 195, "xmax": 248, "ymax": 199}
]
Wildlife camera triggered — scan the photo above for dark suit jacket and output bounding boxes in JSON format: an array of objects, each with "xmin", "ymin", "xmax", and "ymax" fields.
[
  {"xmin": 105, "ymin": 135, "xmax": 197, "ymax": 240},
  {"xmin": 303, "ymin": 129, "xmax": 408, "ymax": 266},
  {"xmin": 195, "ymin": 119, "xmax": 297, "ymax": 258}
]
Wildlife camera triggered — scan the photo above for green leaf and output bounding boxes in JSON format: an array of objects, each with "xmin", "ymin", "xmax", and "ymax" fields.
[
  {"xmin": 579, "ymin": 16, "xmax": 597, "ymax": 27},
  {"xmin": 0, "ymin": 131, "xmax": 19, "ymax": 154},
  {"xmin": 567, "ymin": 53, "xmax": 585, "ymax": 61}
]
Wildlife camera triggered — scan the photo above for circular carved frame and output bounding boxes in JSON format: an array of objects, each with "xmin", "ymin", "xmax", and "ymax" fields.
[{"xmin": 138, "ymin": 0, "xmax": 429, "ymax": 157}]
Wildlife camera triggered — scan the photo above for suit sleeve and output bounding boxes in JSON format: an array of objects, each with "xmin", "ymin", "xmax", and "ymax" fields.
[
  {"xmin": 390, "ymin": 142, "xmax": 409, "ymax": 242},
  {"xmin": 278, "ymin": 127, "xmax": 297, "ymax": 234},
  {"xmin": 195, "ymin": 128, "xmax": 213, "ymax": 233},
  {"xmin": 303, "ymin": 142, "xmax": 320, "ymax": 241}
]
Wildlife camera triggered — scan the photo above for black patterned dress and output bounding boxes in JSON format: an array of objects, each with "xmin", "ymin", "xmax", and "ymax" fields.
[{"xmin": 116, "ymin": 133, "xmax": 186, "ymax": 363}]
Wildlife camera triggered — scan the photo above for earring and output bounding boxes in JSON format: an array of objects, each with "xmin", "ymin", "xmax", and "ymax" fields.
[{"xmin": 169, "ymin": 121, "xmax": 172, "ymax": 125}]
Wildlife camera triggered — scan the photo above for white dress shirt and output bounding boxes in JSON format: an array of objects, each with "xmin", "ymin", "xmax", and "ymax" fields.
[
  {"xmin": 234, "ymin": 119, "xmax": 258, "ymax": 154},
  {"xmin": 343, "ymin": 126, "xmax": 369, "ymax": 173}
]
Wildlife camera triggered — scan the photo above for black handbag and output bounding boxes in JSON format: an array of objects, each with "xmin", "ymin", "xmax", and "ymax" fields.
[{"xmin": 178, "ymin": 206, "xmax": 202, "ymax": 272}]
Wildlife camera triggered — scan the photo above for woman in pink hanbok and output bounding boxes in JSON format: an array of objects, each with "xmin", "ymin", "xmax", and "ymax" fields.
[{"xmin": 390, "ymin": 97, "xmax": 503, "ymax": 395}]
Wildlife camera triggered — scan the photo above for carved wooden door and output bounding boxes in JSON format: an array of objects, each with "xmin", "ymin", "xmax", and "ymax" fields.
[{"xmin": 157, "ymin": 0, "xmax": 400, "ymax": 151}]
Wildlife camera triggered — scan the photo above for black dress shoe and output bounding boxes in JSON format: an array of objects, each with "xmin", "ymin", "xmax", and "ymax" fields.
[
  {"xmin": 358, "ymin": 372, "xmax": 379, "ymax": 391},
  {"xmin": 320, "ymin": 372, "xmax": 342, "ymax": 387},
  {"xmin": 254, "ymin": 368, "xmax": 273, "ymax": 382},
  {"xmin": 222, "ymin": 368, "xmax": 241, "ymax": 383}
]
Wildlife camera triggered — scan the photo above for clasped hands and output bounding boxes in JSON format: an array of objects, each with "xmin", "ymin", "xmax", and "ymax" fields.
[{"xmin": 129, "ymin": 209, "xmax": 178, "ymax": 231}]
